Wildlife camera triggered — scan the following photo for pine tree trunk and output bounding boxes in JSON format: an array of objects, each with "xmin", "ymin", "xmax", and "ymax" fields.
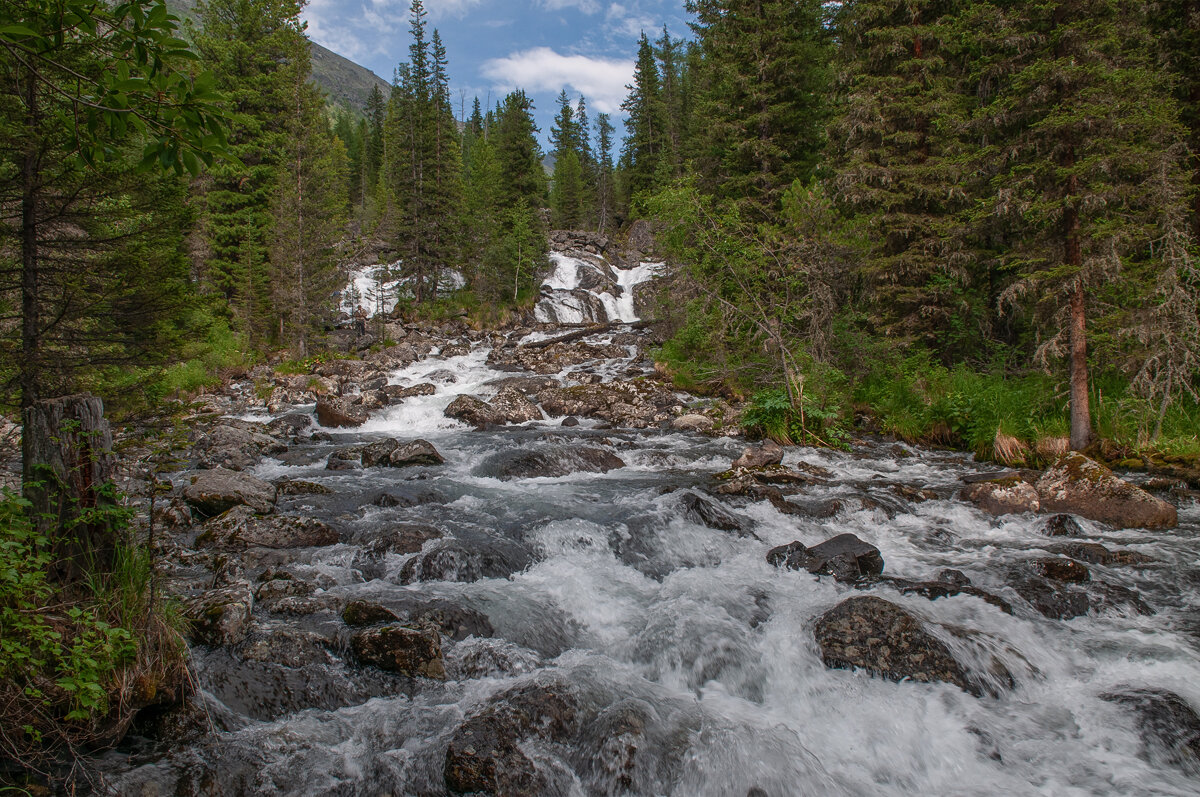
[
  {"xmin": 21, "ymin": 69, "xmax": 41, "ymax": 489},
  {"xmin": 23, "ymin": 394, "xmax": 117, "ymax": 585},
  {"xmin": 1063, "ymin": 142, "xmax": 1092, "ymax": 451}
]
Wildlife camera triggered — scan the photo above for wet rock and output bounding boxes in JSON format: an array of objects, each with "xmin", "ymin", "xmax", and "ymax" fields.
[
  {"xmin": 1045, "ymin": 541, "xmax": 1154, "ymax": 566},
  {"xmin": 562, "ymin": 416, "xmax": 580, "ymax": 427},
  {"xmin": 275, "ymin": 479, "xmax": 333, "ymax": 496},
  {"xmin": 325, "ymin": 446, "xmax": 362, "ymax": 470},
  {"xmin": 862, "ymin": 575, "xmax": 1013, "ymax": 614},
  {"xmin": 361, "ymin": 523, "xmax": 444, "ymax": 556},
  {"xmin": 445, "ymin": 394, "xmax": 500, "ymax": 428},
  {"xmin": 399, "ymin": 539, "xmax": 530, "ymax": 584},
  {"xmin": 274, "ymin": 449, "xmax": 325, "ymax": 467},
  {"xmin": 266, "ymin": 412, "xmax": 314, "ymax": 439},
  {"xmin": 767, "ymin": 534, "xmax": 884, "ymax": 583},
  {"xmin": 197, "ymin": 506, "xmax": 339, "ymax": 550},
  {"xmin": 1027, "ymin": 556, "xmax": 1091, "ymax": 583},
  {"xmin": 240, "ymin": 627, "xmax": 331, "ymax": 668},
  {"xmin": 253, "ymin": 577, "xmax": 315, "ymax": 607},
  {"xmin": 444, "ymin": 677, "xmax": 580, "ymax": 795},
  {"xmin": 315, "ymin": 395, "xmax": 369, "ymax": 428},
  {"xmin": 1102, "ymin": 688, "xmax": 1200, "ymax": 773},
  {"xmin": 962, "ymin": 477, "xmax": 1040, "ymax": 515},
  {"xmin": 732, "ymin": 440, "xmax": 784, "ymax": 470},
  {"xmin": 679, "ymin": 492, "xmax": 748, "ymax": 535},
  {"xmin": 1089, "ymin": 581, "xmax": 1155, "ymax": 616},
  {"xmin": 186, "ymin": 584, "xmax": 253, "ymax": 647},
  {"xmin": 937, "ymin": 569, "xmax": 972, "ymax": 587},
  {"xmin": 350, "ymin": 625, "xmax": 446, "ymax": 679},
  {"xmin": 385, "ymin": 382, "xmax": 437, "ymax": 400},
  {"xmin": 1042, "ymin": 513, "xmax": 1085, "ymax": 537},
  {"xmin": 482, "ymin": 446, "xmax": 625, "ymax": 480},
  {"xmin": 426, "ymin": 368, "xmax": 459, "ymax": 384},
  {"xmin": 672, "ymin": 414, "xmax": 715, "ymax": 433},
  {"xmin": 361, "ymin": 437, "xmax": 445, "ymax": 468},
  {"xmin": 813, "ymin": 596, "xmax": 984, "ymax": 696},
  {"xmin": 487, "ymin": 375, "xmax": 560, "ymax": 396},
  {"xmin": 194, "ymin": 424, "xmax": 286, "ymax": 471},
  {"xmin": 184, "ymin": 467, "xmax": 277, "ymax": 517},
  {"xmin": 538, "ymin": 381, "xmax": 680, "ymax": 428},
  {"xmin": 1036, "ymin": 453, "xmax": 1177, "ymax": 529},
  {"xmin": 1006, "ymin": 575, "xmax": 1091, "ymax": 620},
  {"xmin": 314, "ymin": 359, "xmax": 367, "ymax": 378},
  {"xmin": 342, "ymin": 600, "xmax": 400, "ymax": 627},
  {"xmin": 893, "ymin": 484, "xmax": 938, "ymax": 502},
  {"xmin": 488, "ymin": 386, "xmax": 543, "ymax": 424},
  {"xmin": 448, "ymin": 639, "xmax": 541, "ymax": 680},
  {"xmin": 406, "ymin": 601, "xmax": 495, "ymax": 641}
]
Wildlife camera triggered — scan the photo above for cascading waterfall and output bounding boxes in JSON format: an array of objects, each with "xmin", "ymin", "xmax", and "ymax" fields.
[
  {"xmin": 98, "ymin": 320, "xmax": 1200, "ymax": 796},
  {"xmin": 534, "ymin": 252, "xmax": 664, "ymax": 325}
]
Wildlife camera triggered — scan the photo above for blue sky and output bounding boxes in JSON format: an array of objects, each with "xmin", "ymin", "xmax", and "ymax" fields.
[{"xmin": 302, "ymin": 0, "xmax": 693, "ymax": 146}]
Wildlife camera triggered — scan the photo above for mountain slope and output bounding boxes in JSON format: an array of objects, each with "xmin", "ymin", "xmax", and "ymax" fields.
[{"xmin": 168, "ymin": 0, "xmax": 391, "ymax": 112}]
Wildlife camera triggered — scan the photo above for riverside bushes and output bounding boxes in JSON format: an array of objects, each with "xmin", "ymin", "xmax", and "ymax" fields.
[{"xmin": 0, "ymin": 488, "xmax": 186, "ymax": 788}]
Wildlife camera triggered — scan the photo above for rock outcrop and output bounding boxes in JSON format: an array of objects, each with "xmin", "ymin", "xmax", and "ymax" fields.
[{"xmin": 183, "ymin": 468, "xmax": 277, "ymax": 517}]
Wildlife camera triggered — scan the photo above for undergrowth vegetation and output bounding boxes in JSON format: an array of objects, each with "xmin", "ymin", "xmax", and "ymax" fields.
[{"xmin": 0, "ymin": 487, "xmax": 186, "ymax": 786}]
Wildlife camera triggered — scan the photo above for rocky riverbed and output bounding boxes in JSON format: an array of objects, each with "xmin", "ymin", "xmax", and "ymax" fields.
[{"xmin": 87, "ymin": 316, "xmax": 1200, "ymax": 796}]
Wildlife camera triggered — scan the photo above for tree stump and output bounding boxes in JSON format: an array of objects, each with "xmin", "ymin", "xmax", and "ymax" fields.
[{"xmin": 22, "ymin": 394, "xmax": 117, "ymax": 583}]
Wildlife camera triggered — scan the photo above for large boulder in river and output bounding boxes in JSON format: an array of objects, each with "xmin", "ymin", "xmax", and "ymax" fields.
[
  {"xmin": 732, "ymin": 440, "xmax": 784, "ymax": 470},
  {"xmin": 768, "ymin": 534, "xmax": 884, "ymax": 583},
  {"xmin": 813, "ymin": 596, "xmax": 987, "ymax": 696},
  {"xmin": 315, "ymin": 395, "xmax": 369, "ymax": 428},
  {"xmin": 197, "ymin": 505, "xmax": 339, "ymax": 550},
  {"xmin": 444, "ymin": 677, "xmax": 580, "ymax": 795},
  {"xmin": 488, "ymin": 386, "xmax": 542, "ymax": 424},
  {"xmin": 194, "ymin": 424, "xmax": 286, "ymax": 471},
  {"xmin": 481, "ymin": 446, "xmax": 625, "ymax": 480},
  {"xmin": 361, "ymin": 438, "xmax": 445, "ymax": 468},
  {"xmin": 962, "ymin": 477, "xmax": 1041, "ymax": 515},
  {"xmin": 184, "ymin": 467, "xmax": 277, "ymax": 517},
  {"xmin": 350, "ymin": 624, "xmax": 446, "ymax": 679},
  {"xmin": 1036, "ymin": 453, "xmax": 1177, "ymax": 529},
  {"xmin": 445, "ymin": 394, "xmax": 500, "ymax": 428},
  {"xmin": 185, "ymin": 584, "xmax": 253, "ymax": 647},
  {"xmin": 399, "ymin": 539, "xmax": 531, "ymax": 584}
]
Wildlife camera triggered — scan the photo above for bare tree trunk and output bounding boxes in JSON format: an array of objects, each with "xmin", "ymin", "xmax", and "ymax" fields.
[
  {"xmin": 1063, "ymin": 141, "xmax": 1092, "ymax": 451},
  {"xmin": 23, "ymin": 395, "xmax": 117, "ymax": 585},
  {"xmin": 20, "ymin": 70, "xmax": 40, "ymax": 489}
]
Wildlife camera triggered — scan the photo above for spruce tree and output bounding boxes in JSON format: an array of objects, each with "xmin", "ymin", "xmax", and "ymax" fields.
[
  {"xmin": 551, "ymin": 150, "xmax": 585, "ymax": 229},
  {"xmin": 829, "ymin": 0, "xmax": 981, "ymax": 355},
  {"xmin": 193, "ymin": 0, "xmax": 309, "ymax": 343},
  {"xmin": 620, "ymin": 33, "xmax": 666, "ymax": 202},
  {"xmin": 971, "ymin": 0, "xmax": 1195, "ymax": 449},
  {"xmin": 687, "ymin": 0, "xmax": 832, "ymax": 219},
  {"xmin": 596, "ymin": 113, "xmax": 617, "ymax": 233}
]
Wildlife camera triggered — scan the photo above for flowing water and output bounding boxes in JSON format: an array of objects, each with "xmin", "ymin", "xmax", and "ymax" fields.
[{"xmin": 97, "ymin": 282, "xmax": 1200, "ymax": 795}]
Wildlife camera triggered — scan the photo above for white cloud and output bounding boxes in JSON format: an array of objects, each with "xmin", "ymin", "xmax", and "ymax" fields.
[
  {"xmin": 539, "ymin": 0, "xmax": 603, "ymax": 12},
  {"xmin": 481, "ymin": 46, "xmax": 633, "ymax": 114}
]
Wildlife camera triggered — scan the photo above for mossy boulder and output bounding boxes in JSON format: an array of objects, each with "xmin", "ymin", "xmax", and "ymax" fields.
[
  {"xmin": 350, "ymin": 624, "xmax": 445, "ymax": 679},
  {"xmin": 1036, "ymin": 453, "xmax": 1177, "ymax": 529}
]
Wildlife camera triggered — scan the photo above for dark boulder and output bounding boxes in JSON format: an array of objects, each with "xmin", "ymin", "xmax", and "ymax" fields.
[
  {"xmin": 1045, "ymin": 541, "xmax": 1154, "ymax": 566},
  {"xmin": 1027, "ymin": 557, "xmax": 1091, "ymax": 583},
  {"xmin": 276, "ymin": 479, "xmax": 333, "ymax": 496},
  {"xmin": 444, "ymin": 677, "xmax": 580, "ymax": 795},
  {"xmin": 186, "ymin": 584, "xmax": 253, "ymax": 647},
  {"xmin": 481, "ymin": 446, "xmax": 625, "ymax": 480},
  {"xmin": 315, "ymin": 395, "xmax": 369, "ymax": 428},
  {"xmin": 767, "ymin": 534, "xmax": 884, "ymax": 583},
  {"xmin": 1102, "ymin": 688, "xmax": 1200, "ymax": 773},
  {"xmin": 1043, "ymin": 513, "xmax": 1085, "ymax": 537},
  {"xmin": 813, "ymin": 596, "xmax": 989, "ymax": 696},
  {"xmin": 361, "ymin": 523, "xmax": 444, "ymax": 557},
  {"xmin": 679, "ymin": 492, "xmax": 749, "ymax": 535},
  {"xmin": 361, "ymin": 438, "xmax": 445, "ymax": 468},
  {"xmin": 342, "ymin": 600, "xmax": 400, "ymax": 627},
  {"xmin": 350, "ymin": 624, "xmax": 446, "ymax": 679},
  {"xmin": 399, "ymin": 540, "xmax": 530, "ymax": 584}
]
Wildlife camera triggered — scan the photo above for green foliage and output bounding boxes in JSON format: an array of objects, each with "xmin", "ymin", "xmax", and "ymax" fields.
[
  {"xmin": 742, "ymin": 386, "xmax": 851, "ymax": 449},
  {"xmin": 0, "ymin": 490, "xmax": 136, "ymax": 723}
]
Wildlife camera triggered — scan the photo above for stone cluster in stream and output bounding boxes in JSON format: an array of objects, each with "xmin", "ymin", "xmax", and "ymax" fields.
[{"xmin": 101, "ymin": 320, "xmax": 1200, "ymax": 794}]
